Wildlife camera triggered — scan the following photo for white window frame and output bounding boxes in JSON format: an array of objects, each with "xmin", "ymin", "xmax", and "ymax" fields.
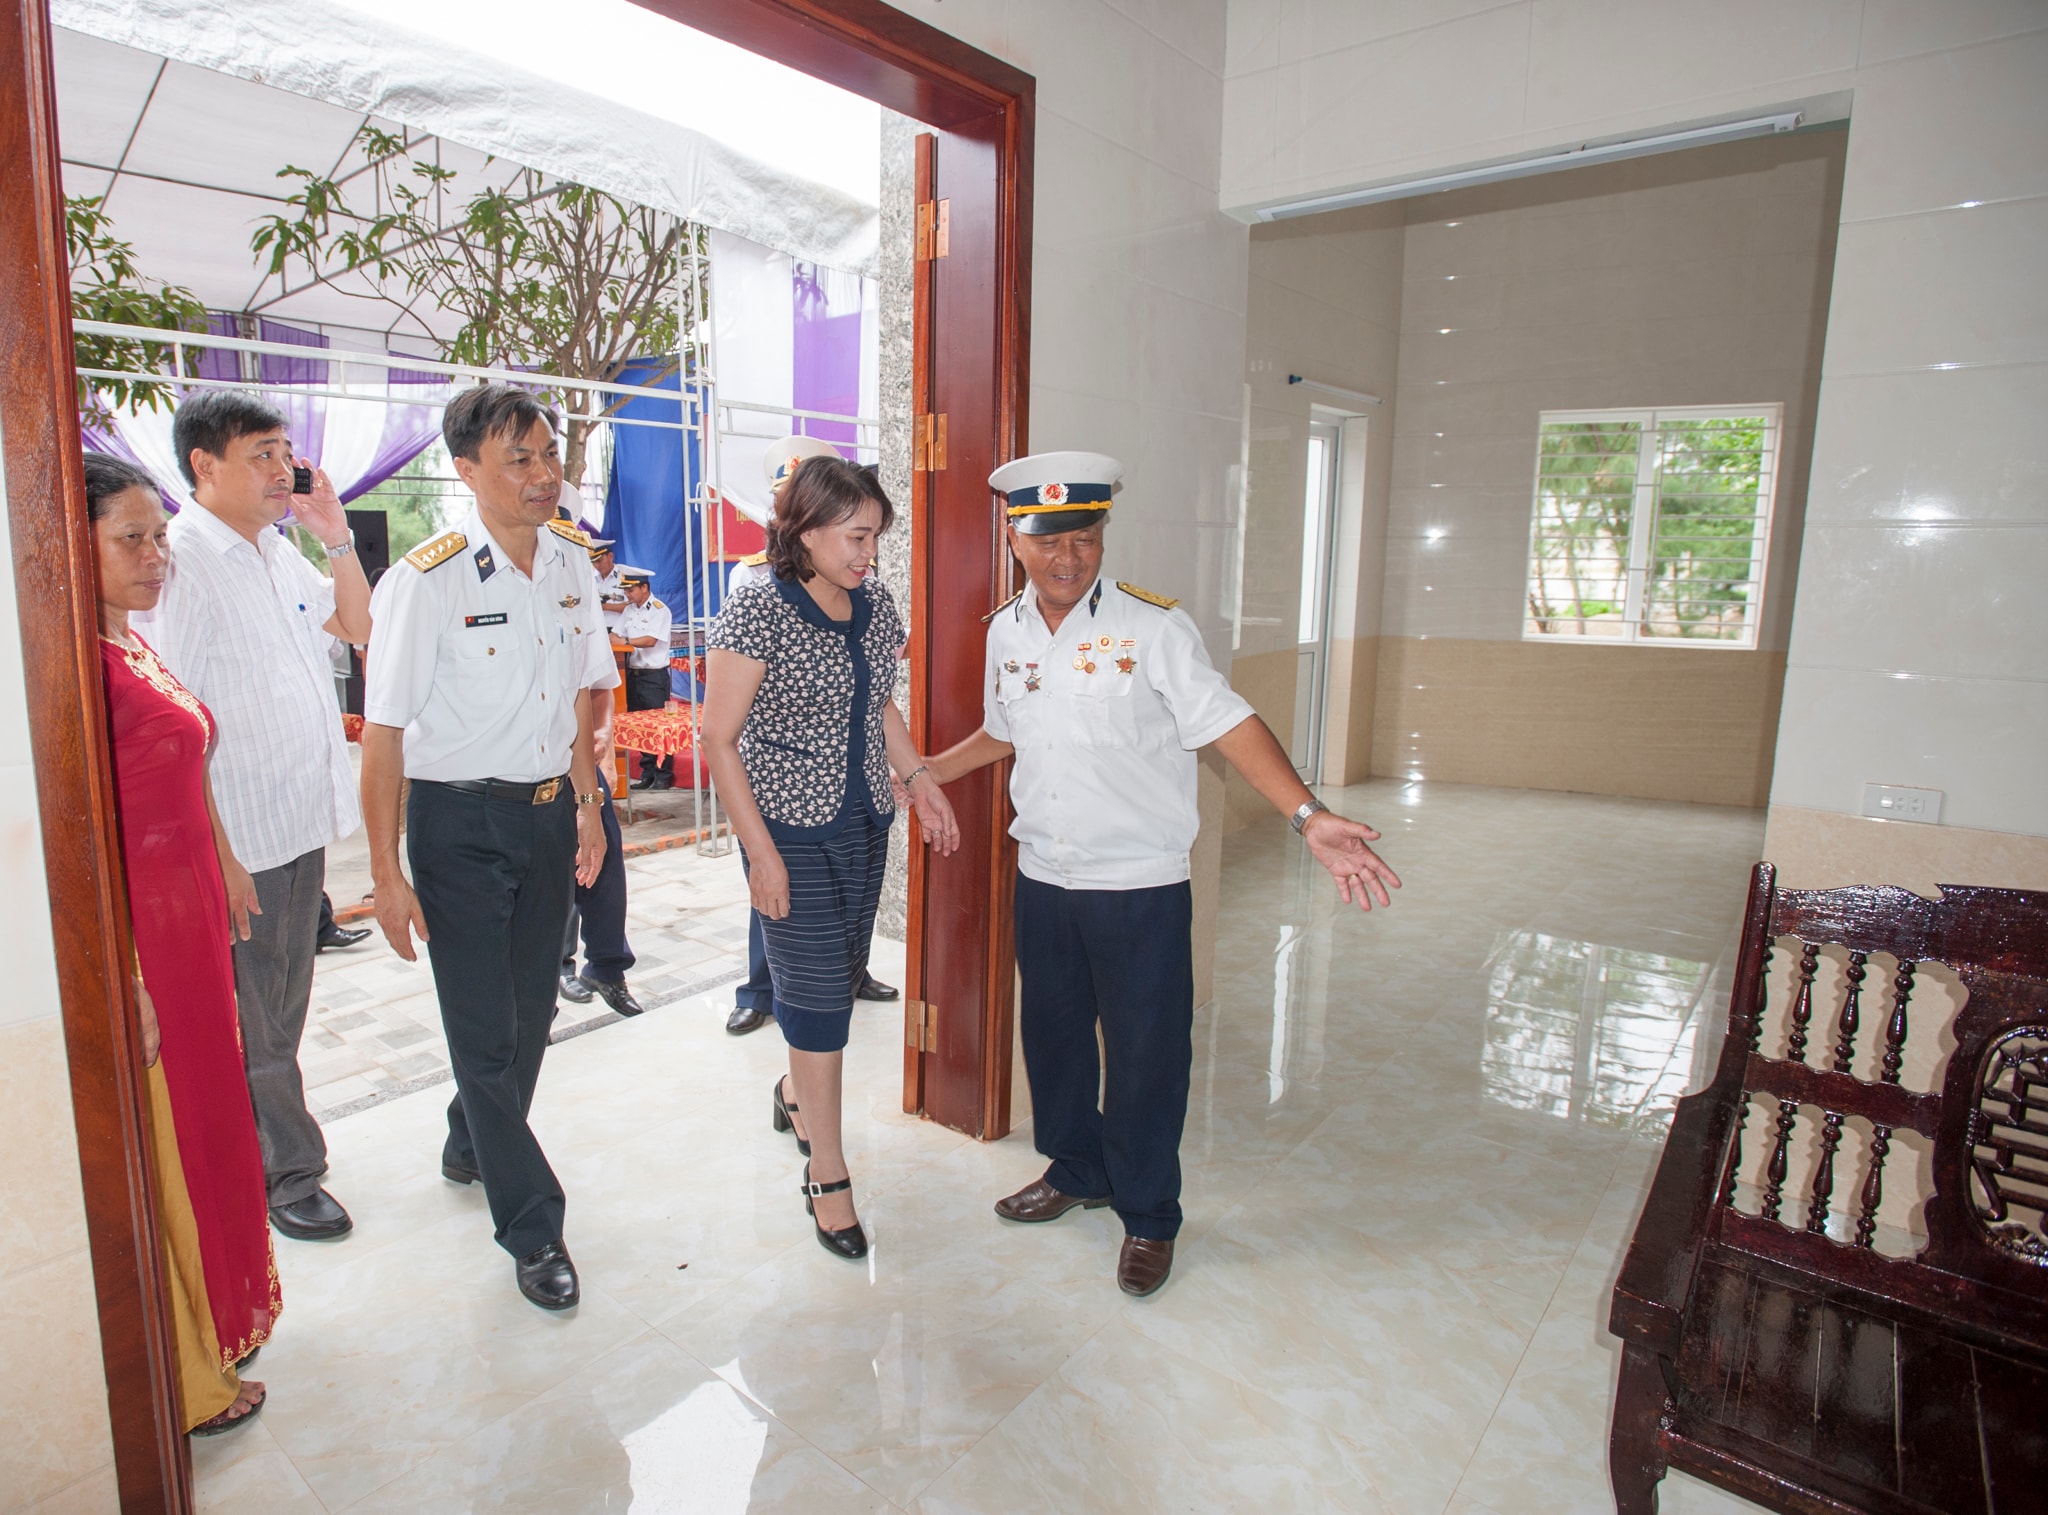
[{"xmin": 1522, "ymin": 403, "xmax": 1781, "ymax": 650}]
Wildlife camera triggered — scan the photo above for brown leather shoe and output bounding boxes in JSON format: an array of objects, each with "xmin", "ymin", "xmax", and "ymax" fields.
[
  {"xmin": 1117, "ymin": 1236, "xmax": 1174, "ymax": 1296},
  {"xmin": 993, "ymin": 1177, "xmax": 1113, "ymax": 1223}
]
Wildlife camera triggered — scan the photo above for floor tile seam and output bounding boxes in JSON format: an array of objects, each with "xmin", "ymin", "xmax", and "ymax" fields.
[
  {"xmin": 650, "ymin": 1330, "xmax": 915, "ymax": 1514},
  {"xmin": 314, "ymin": 1294, "xmax": 680, "ymax": 1513},
  {"xmin": 900, "ymin": 1295, "xmax": 1145, "ymax": 1508}
]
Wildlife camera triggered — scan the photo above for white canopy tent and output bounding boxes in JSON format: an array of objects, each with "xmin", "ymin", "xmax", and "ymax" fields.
[{"xmin": 53, "ymin": 0, "xmax": 881, "ymax": 352}]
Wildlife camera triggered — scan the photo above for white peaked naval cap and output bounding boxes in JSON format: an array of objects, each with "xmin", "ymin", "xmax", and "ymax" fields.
[
  {"xmin": 988, "ymin": 450, "xmax": 1122, "ymax": 534},
  {"xmin": 763, "ymin": 434, "xmax": 845, "ymax": 488}
]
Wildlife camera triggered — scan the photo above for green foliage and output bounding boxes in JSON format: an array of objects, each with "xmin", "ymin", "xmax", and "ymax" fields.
[
  {"xmin": 1527, "ymin": 414, "xmax": 1770, "ymax": 643},
  {"xmin": 251, "ymin": 126, "xmax": 706, "ymax": 485},
  {"xmin": 67, "ymin": 196, "xmax": 208, "ymax": 424}
]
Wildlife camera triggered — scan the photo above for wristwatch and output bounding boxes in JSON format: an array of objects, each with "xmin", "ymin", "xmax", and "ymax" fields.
[
  {"xmin": 324, "ymin": 533, "xmax": 355, "ymax": 559},
  {"xmin": 575, "ymin": 791, "xmax": 604, "ymax": 806},
  {"xmin": 1289, "ymin": 798, "xmax": 1329, "ymax": 835}
]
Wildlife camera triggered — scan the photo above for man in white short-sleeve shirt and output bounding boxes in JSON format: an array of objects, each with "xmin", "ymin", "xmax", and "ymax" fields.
[
  {"xmin": 360, "ymin": 384, "xmax": 610, "ymax": 1312},
  {"xmin": 141, "ymin": 389, "xmax": 370, "ymax": 1242},
  {"xmin": 916, "ymin": 451, "xmax": 1403, "ymax": 1300}
]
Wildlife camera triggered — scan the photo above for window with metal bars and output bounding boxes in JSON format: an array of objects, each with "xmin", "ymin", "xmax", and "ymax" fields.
[{"xmin": 1522, "ymin": 405, "xmax": 1780, "ymax": 647}]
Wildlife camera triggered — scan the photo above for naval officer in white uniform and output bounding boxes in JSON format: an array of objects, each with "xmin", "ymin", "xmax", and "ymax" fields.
[
  {"xmin": 361, "ymin": 384, "xmax": 612, "ymax": 1311},
  {"xmin": 915, "ymin": 451, "xmax": 1402, "ymax": 1297}
]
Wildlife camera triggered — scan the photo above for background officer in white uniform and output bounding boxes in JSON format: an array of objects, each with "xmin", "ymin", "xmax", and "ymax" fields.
[
  {"xmin": 361, "ymin": 384, "xmax": 611, "ymax": 1312},
  {"xmin": 617, "ymin": 566, "xmax": 676, "ymax": 790},
  {"xmin": 916, "ymin": 451, "xmax": 1401, "ymax": 1298},
  {"xmin": 723, "ymin": 434, "xmax": 901, "ymax": 1034}
]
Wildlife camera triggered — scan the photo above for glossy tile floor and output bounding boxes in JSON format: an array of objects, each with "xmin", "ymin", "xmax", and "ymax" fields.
[{"xmin": 195, "ymin": 779, "xmax": 1775, "ymax": 1513}]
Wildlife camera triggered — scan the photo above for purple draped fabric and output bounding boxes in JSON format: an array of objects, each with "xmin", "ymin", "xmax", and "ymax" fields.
[{"xmin": 792, "ymin": 261, "xmax": 860, "ymax": 451}]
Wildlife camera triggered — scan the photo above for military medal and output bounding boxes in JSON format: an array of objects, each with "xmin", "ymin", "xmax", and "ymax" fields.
[
  {"xmin": 1005, "ymin": 660, "xmax": 1020, "ymax": 673},
  {"xmin": 1024, "ymin": 662, "xmax": 1040, "ymax": 692},
  {"xmin": 1098, "ymin": 635, "xmax": 1111, "ymax": 650},
  {"xmin": 1116, "ymin": 637, "xmax": 1136, "ymax": 675}
]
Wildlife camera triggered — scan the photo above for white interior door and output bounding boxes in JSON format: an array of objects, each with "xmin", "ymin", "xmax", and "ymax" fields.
[{"xmin": 1291, "ymin": 421, "xmax": 1340, "ymax": 777}]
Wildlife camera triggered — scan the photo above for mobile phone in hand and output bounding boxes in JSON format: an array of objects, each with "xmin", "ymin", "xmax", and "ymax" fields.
[{"xmin": 292, "ymin": 464, "xmax": 314, "ymax": 495}]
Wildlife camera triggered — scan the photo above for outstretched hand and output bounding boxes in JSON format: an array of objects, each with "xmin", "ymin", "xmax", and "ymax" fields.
[{"xmin": 1301, "ymin": 812, "xmax": 1402, "ymax": 911}]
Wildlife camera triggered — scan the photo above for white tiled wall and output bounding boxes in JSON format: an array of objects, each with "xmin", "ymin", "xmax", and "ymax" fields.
[
  {"xmin": 892, "ymin": 0, "xmax": 1249, "ymax": 657},
  {"xmin": 0, "ymin": 430, "xmax": 118, "ymax": 1510},
  {"xmin": 1223, "ymin": 0, "xmax": 2048, "ymax": 842}
]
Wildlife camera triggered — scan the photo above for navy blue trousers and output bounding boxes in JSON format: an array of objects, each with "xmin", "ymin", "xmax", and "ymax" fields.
[
  {"xmin": 1015, "ymin": 873, "xmax": 1194, "ymax": 1241},
  {"xmin": 734, "ymin": 909, "xmax": 772, "ymax": 1012},
  {"xmin": 561, "ymin": 773, "xmax": 632, "ymax": 984},
  {"xmin": 409, "ymin": 780, "xmax": 573, "ymax": 1258}
]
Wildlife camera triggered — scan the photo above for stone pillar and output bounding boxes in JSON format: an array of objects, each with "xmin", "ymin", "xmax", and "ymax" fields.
[{"xmin": 875, "ymin": 109, "xmax": 917, "ymax": 943}]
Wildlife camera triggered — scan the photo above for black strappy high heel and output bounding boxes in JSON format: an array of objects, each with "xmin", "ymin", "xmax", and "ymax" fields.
[
  {"xmin": 771, "ymin": 1076, "xmax": 811, "ymax": 1156},
  {"xmin": 801, "ymin": 1161, "xmax": 868, "ymax": 1260}
]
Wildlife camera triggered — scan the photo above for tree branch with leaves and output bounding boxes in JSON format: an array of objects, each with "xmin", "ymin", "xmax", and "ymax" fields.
[
  {"xmin": 67, "ymin": 196, "xmax": 208, "ymax": 425},
  {"xmin": 251, "ymin": 125, "xmax": 703, "ymax": 489}
]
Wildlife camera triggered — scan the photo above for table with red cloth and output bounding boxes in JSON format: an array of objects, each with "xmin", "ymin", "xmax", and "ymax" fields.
[{"xmin": 612, "ymin": 704, "xmax": 699, "ymax": 760}]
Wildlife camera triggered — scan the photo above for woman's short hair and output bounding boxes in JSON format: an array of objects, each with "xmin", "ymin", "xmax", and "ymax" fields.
[
  {"xmin": 766, "ymin": 457, "xmax": 894, "ymax": 582},
  {"xmin": 82, "ymin": 452, "xmax": 162, "ymax": 523}
]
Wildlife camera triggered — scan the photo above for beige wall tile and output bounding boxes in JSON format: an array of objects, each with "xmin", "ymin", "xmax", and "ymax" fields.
[
  {"xmin": 1223, "ymin": 647, "xmax": 1300, "ymax": 829},
  {"xmin": 1761, "ymin": 803, "xmax": 2048, "ymax": 894},
  {"xmin": 1372, "ymin": 637, "xmax": 1786, "ymax": 806},
  {"xmin": 0, "ymin": 1017, "xmax": 115, "ymax": 1512},
  {"xmin": 1320, "ymin": 635, "xmax": 1379, "ymax": 786}
]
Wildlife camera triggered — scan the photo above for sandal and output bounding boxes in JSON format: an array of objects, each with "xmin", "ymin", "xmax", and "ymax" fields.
[
  {"xmin": 191, "ymin": 1384, "xmax": 265, "ymax": 1437},
  {"xmin": 771, "ymin": 1076, "xmax": 811, "ymax": 1156}
]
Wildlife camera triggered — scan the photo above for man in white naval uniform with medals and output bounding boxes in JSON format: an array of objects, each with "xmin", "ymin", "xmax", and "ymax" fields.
[
  {"xmin": 916, "ymin": 451, "xmax": 1402, "ymax": 1297},
  {"xmin": 723, "ymin": 434, "xmax": 900, "ymax": 1034},
  {"xmin": 361, "ymin": 384, "xmax": 612, "ymax": 1311}
]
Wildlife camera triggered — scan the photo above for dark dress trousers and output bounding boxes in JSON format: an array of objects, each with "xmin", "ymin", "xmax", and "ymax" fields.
[
  {"xmin": 411, "ymin": 781, "xmax": 575, "ymax": 1257},
  {"xmin": 561, "ymin": 770, "xmax": 632, "ymax": 984},
  {"xmin": 1014, "ymin": 874, "xmax": 1195, "ymax": 1241}
]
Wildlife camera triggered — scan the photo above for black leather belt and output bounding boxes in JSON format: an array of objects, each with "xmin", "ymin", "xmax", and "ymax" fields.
[{"xmin": 426, "ymin": 775, "xmax": 567, "ymax": 805}]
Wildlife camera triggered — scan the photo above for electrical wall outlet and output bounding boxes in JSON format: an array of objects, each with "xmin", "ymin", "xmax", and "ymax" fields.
[{"xmin": 1861, "ymin": 784, "xmax": 1943, "ymax": 824}]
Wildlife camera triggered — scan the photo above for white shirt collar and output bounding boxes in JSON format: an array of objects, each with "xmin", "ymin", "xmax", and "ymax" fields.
[
  {"xmin": 176, "ymin": 500, "xmax": 274, "ymax": 557},
  {"xmin": 463, "ymin": 506, "xmax": 564, "ymax": 581}
]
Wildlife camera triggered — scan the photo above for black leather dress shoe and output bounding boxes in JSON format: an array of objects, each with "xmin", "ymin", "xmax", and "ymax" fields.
[
  {"xmin": 442, "ymin": 1156, "xmax": 481, "ymax": 1185},
  {"xmin": 630, "ymin": 770, "xmax": 660, "ymax": 790},
  {"xmin": 270, "ymin": 1187, "xmax": 353, "ymax": 1240},
  {"xmin": 317, "ymin": 922, "xmax": 372, "ymax": 952},
  {"xmin": 586, "ymin": 978, "xmax": 645, "ymax": 1017},
  {"xmin": 726, "ymin": 1003, "xmax": 773, "ymax": 1035},
  {"xmin": 515, "ymin": 1240, "xmax": 579, "ymax": 1310},
  {"xmin": 855, "ymin": 973, "xmax": 899, "ymax": 1002},
  {"xmin": 558, "ymin": 972, "xmax": 594, "ymax": 1003}
]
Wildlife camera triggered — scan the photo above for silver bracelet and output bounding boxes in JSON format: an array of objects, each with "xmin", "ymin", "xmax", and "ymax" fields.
[
  {"xmin": 324, "ymin": 534, "xmax": 355, "ymax": 559},
  {"xmin": 904, "ymin": 765, "xmax": 931, "ymax": 787}
]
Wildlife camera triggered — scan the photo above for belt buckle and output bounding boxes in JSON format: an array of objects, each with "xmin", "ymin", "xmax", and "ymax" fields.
[{"xmin": 533, "ymin": 778, "xmax": 561, "ymax": 805}]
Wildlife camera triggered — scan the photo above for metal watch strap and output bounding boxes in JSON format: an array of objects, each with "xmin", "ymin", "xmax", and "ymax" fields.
[
  {"xmin": 324, "ymin": 533, "xmax": 355, "ymax": 558},
  {"xmin": 1290, "ymin": 798, "xmax": 1329, "ymax": 834},
  {"xmin": 576, "ymin": 792, "xmax": 604, "ymax": 805}
]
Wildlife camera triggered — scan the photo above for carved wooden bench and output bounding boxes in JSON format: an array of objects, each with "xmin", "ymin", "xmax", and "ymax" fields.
[{"xmin": 1608, "ymin": 862, "xmax": 2048, "ymax": 1514}]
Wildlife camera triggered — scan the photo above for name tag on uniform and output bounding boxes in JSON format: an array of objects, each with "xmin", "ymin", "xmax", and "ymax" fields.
[{"xmin": 464, "ymin": 613, "xmax": 509, "ymax": 627}]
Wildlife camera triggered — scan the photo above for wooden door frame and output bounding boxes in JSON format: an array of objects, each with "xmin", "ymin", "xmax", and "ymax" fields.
[{"xmin": 0, "ymin": 0, "xmax": 1030, "ymax": 1506}]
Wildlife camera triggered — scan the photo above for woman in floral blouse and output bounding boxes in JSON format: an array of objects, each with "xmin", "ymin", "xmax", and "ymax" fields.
[{"xmin": 703, "ymin": 456, "xmax": 957, "ymax": 1258}]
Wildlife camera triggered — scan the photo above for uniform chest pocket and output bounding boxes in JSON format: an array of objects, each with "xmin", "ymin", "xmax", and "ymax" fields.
[
  {"xmin": 450, "ymin": 626, "xmax": 506, "ymax": 664},
  {"xmin": 1066, "ymin": 676, "xmax": 1139, "ymax": 748}
]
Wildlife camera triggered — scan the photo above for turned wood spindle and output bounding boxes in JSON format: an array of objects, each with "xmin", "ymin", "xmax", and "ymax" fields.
[
  {"xmin": 1854, "ymin": 958, "xmax": 1915, "ymax": 1249},
  {"xmin": 1722, "ymin": 941, "xmax": 1775, "ymax": 1210},
  {"xmin": 1763, "ymin": 942, "xmax": 1819, "ymax": 1222},
  {"xmin": 1807, "ymin": 951, "xmax": 1867, "ymax": 1233}
]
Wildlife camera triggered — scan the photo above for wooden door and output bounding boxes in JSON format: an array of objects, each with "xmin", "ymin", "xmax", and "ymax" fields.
[{"xmin": 902, "ymin": 126, "xmax": 1025, "ymax": 1137}]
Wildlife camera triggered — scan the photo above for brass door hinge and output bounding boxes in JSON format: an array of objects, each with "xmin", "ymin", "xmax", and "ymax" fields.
[
  {"xmin": 913, "ymin": 413, "xmax": 949, "ymax": 473},
  {"xmin": 915, "ymin": 198, "xmax": 950, "ymax": 261},
  {"xmin": 904, "ymin": 998, "xmax": 940, "ymax": 1052}
]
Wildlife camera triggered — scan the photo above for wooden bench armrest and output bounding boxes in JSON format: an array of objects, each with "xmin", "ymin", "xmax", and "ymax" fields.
[
  {"xmin": 1610, "ymin": 863, "xmax": 1779, "ymax": 1356},
  {"xmin": 1609, "ymin": 1073, "xmax": 1743, "ymax": 1354}
]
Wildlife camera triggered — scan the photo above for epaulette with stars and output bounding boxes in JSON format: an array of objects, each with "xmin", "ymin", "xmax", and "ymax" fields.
[
  {"xmin": 982, "ymin": 588, "xmax": 1024, "ymax": 623},
  {"xmin": 404, "ymin": 530, "xmax": 467, "ymax": 571},
  {"xmin": 545, "ymin": 518, "xmax": 591, "ymax": 548}
]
